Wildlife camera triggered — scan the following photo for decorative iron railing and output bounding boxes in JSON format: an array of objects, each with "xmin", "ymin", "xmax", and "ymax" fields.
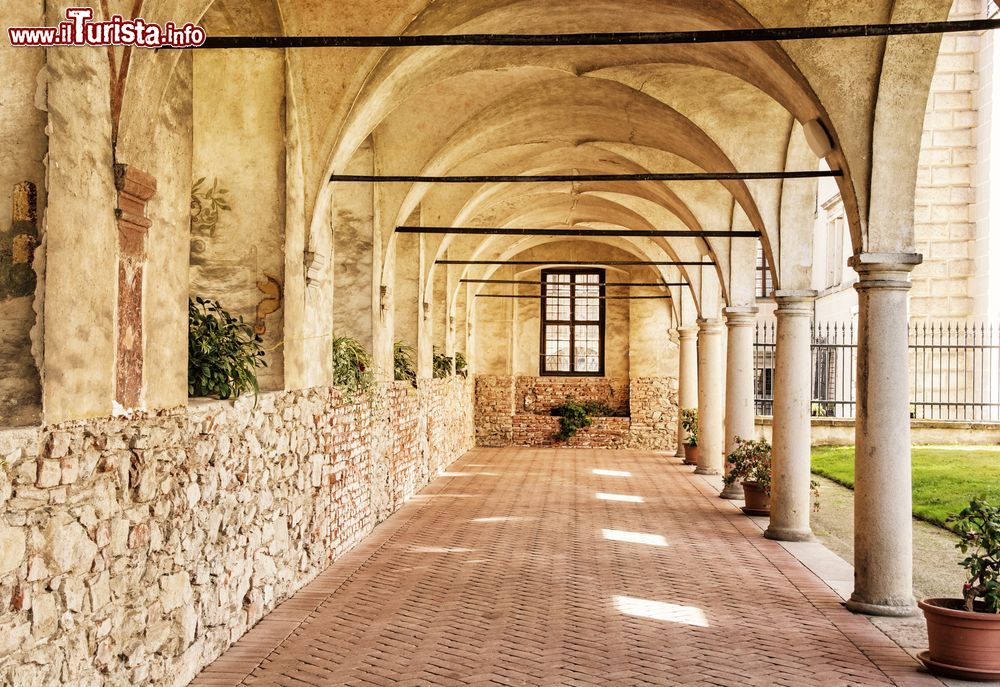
[{"xmin": 754, "ymin": 321, "xmax": 1000, "ymax": 422}]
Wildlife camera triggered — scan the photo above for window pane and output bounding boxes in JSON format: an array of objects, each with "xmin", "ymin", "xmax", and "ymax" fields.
[
  {"xmin": 575, "ymin": 282, "xmax": 600, "ymax": 321},
  {"xmin": 574, "ymin": 325, "xmax": 600, "ymax": 372},
  {"xmin": 545, "ymin": 275, "xmax": 571, "ymax": 320},
  {"xmin": 544, "ymin": 325, "xmax": 571, "ymax": 372}
]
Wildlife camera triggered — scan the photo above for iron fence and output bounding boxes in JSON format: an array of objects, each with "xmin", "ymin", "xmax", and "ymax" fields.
[{"xmin": 754, "ymin": 321, "xmax": 1000, "ymax": 422}]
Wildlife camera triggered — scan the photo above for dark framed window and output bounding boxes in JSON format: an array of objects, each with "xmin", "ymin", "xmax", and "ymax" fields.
[
  {"xmin": 756, "ymin": 242, "xmax": 774, "ymax": 299},
  {"xmin": 540, "ymin": 269, "xmax": 605, "ymax": 376}
]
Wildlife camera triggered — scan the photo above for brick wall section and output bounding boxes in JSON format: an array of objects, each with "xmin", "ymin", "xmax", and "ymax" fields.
[
  {"xmin": 514, "ymin": 378, "xmax": 629, "ymax": 415},
  {"xmin": 475, "ymin": 376, "xmax": 515, "ymax": 446},
  {"xmin": 0, "ymin": 378, "xmax": 474, "ymax": 687},
  {"xmin": 911, "ymin": 0, "xmax": 983, "ymax": 319},
  {"xmin": 476, "ymin": 376, "xmax": 677, "ymax": 452}
]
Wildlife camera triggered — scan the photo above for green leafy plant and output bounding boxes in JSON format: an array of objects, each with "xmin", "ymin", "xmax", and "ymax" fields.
[
  {"xmin": 394, "ymin": 341, "xmax": 417, "ymax": 386},
  {"xmin": 455, "ymin": 352, "xmax": 468, "ymax": 378},
  {"xmin": 332, "ymin": 336, "xmax": 375, "ymax": 400},
  {"xmin": 432, "ymin": 348, "xmax": 454, "ymax": 379},
  {"xmin": 723, "ymin": 437, "xmax": 773, "ymax": 493},
  {"xmin": 188, "ymin": 297, "xmax": 266, "ymax": 401},
  {"xmin": 949, "ymin": 497, "xmax": 1000, "ymax": 613},
  {"xmin": 190, "ymin": 177, "xmax": 231, "ymax": 237},
  {"xmin": 551, "ymin": 398, "xmax": 623, "ymax": 441},
  {"xmin": 680, "ymin": 408, "xmax": 699, "ymax": 447}
]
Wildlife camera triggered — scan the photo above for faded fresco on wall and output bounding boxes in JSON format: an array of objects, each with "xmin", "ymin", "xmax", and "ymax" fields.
[{"xmin": 0, "ymin": 182, "xmax": 42, "ymax": 426}]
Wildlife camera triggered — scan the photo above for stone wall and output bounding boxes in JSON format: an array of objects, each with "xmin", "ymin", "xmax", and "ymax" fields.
[
  {"xmin": 476, "ymin": 375, "xmax": 677, "ymax": 451},
  {"xmin": 0, "ymin": 378, "xmax": 474, "ymax": 687},
  {"xmin": 911, "ymin": 0, "xmax": 982, "ymax": 319}
]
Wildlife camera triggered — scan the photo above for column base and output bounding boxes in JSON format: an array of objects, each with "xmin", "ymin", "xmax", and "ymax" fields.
[
  {"xmin": 719, "ymin": 483, "xmax": 743, "ymax": 500},
  {"xmin": 693, "ymin": 467, "xmax": 719, "ymax": 476},
  {"xmin": 763, "ymin": 526, "xmax": 814, "ymax": 542},
  {"xmin": 846, "ymin": 595, "xmax": 918, "ymax": 617}
]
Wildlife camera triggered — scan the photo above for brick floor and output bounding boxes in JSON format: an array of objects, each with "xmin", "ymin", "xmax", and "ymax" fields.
[{"xmin": 191, "ymin": 448, "xmax": 943, "ymax": 687}]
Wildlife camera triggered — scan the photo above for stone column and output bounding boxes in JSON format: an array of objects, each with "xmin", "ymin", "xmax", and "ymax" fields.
[
  {"xmin": 676, "ymin": 326, "xmax": 699, "ymax": 461},
  {"xmin": 764, "ymin": 293, "xmax": 816, "ymax": 542},
  {"xmin": 695, "ymin": 318, "xmax": 724, "ymax": 475},
  {"xmin": 721, "ymin": 307, "xmax": 758, "ymax": 499},
  {"xmin": 846, "ymin": 253, "xmax": 921, "ymax": 617}
]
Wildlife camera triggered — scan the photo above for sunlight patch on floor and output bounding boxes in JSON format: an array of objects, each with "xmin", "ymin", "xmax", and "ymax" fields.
[
  {"xmin": 614, "ymin": 596, "xmax": 709, "ymax": 627},
  {"xmin": 593, "ymin": 469, "xmax": 632, "ymax": 477},
  {"xmin": 596, "ymin": 493, "xmax": 644, "ymax": 503},
  {"xmin": 602, "ymin": 529, "xmax": 667, "ymax": 547}
]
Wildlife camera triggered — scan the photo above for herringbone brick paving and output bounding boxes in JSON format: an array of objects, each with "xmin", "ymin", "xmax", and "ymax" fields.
[{"xmin": 192, "ymin": 448, "xmax": 944, "ymax": 686}]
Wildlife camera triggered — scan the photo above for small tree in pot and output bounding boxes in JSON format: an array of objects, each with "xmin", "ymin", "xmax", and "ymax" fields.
[
  {"xmin": 722, "ymin": 436, "xmax": 772, "ymax": 515},
  {"xmin": 918, "ymin": 497, "xmax": 1000, "ymax": 680},
  {"xmin": 680, "ymin": 408, "xmax": 699, "ymax": 466}
]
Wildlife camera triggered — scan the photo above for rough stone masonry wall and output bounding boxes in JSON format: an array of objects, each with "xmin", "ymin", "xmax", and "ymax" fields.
[
  {"xmin": 0, "ymin": 378, "xmax": 474, "ymax": 687},
  {"xmin": 476, "ymin": 376, "xmax": 677, "ymax": 452}
]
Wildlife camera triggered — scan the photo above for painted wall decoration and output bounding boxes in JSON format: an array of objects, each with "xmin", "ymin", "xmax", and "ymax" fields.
[
  {"xmin": 255, "ymin": 273, "xmax": 283, "ymax": 335},
  {"xmin": 0, "ymin": 182, "xmax": 38, "ymax": 300},
  {"xmin": 191, "ymin": 177, "xmax": 231, "ymax": 238}
]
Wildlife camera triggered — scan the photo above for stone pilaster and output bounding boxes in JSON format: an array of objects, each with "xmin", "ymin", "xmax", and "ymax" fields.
[{"xmin": 846, "ymin": 253, "xmax": 922, "ymax": 617}]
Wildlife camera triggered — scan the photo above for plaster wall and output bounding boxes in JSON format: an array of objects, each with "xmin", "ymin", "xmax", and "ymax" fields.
[
  {"xmin": 0, "ymin": 0, "xmax": 46, "ymax": 427},
  {"xmin": 191, "ymin": 49, "xmax": 287, "ymax": 392},
  {"xmin": 332, "ymin": 139, "xmax": 375, "ymax": 347}
]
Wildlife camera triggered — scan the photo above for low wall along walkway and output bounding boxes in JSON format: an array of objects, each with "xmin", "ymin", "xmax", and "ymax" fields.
[
  {"xmin": 0, "ymin": 378, "xmax": 474, "ymax": 687},
  {"xmin": 475, "ymin": 376, "xmax": 678, "ymax": 451}
]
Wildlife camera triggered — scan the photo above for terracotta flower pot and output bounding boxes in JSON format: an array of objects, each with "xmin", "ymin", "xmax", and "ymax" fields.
[
  {"xmin": 683, "ymin": 444, "xmax": 699, "ymax": 466},
  {"xmin": 741, "ymin": 481, "xmax": 770, "ymax": 516},
  {"xmin": 918, "ymin": 598, "xmax": 1000, "ymax": 681}
]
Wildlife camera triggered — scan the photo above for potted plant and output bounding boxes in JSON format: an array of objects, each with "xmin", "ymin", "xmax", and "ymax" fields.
[
  {"xmin": 680, "ymin": 408, "xmax": 699, "ymax": 466},
  {"xmin": 722, "ymin": 436, "xmax": 772, "ymax": 515},
  {"xmin": 188, "ymin": 297, "xmax": 266, "ymax": 401},
  {"xmin": 918, "ymin": 497, "xmax": 1000, "ymax": 681}
]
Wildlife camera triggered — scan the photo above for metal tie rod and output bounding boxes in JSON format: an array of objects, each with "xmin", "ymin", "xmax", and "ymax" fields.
[
  {"xmin": 399, "ymin": 226, "xmax": 760, "ymax": 238},
  {"xmin": 461, "ymin": 279, "xmax": 687, "ymax": 287},
  {"xmin": 438, "ymin": 260, "xmax": 713, "ymax": 266},
  {"xmin": 330, "ymin": 171, "xmax": 841, "ymax": 183},
  {"xmin": 477, "ymin": 294, "xmax": 672, "ymax": 300},
  {"xmin": 199, "ymin": 19, "xmax": 1000, "ymax": 49}
]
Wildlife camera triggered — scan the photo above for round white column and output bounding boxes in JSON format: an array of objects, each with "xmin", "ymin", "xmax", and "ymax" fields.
[
  {"xmin": 764, "ymin": 293, "xmax": 816, "ymax": 542},
  {"xmin": 846, "ymin": 254, "xmax": 921, "ymax": 617},
  {"xmin": 676, "ymin": 326, "xmax": 699, "ymax": 462},
  {"xmin": 695, "ymin": 318, "xmax": 724, "ymax": 476},
  {"xmin": 721, "ymin": 307, "xmax": 758, "ymax": 499}
]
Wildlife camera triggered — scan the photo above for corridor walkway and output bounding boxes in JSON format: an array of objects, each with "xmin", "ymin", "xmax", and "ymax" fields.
[{"xmin": 191, "ymin": 449, "xmax": 941, "ymax": 687}]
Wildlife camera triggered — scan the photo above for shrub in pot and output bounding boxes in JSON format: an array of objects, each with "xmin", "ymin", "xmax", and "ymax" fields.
[
  {"xmin": 722, "ymin": 436, "xmax": 772, "ymax": 515},
  {"xmin": 918, "ymin": 497, "xmax": 1000, "ymax": 680},
  {"xmin": 680, "ymin": 408, "xmax": 699, "ymax": 466}
]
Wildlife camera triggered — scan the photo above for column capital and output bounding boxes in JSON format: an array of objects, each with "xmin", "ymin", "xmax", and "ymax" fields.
[
  {"xmin": 677, "ymin": 325, "xmax": 699, "ymax": 340},
  {"xmin": 849, "ymin": 252, "xmax": 923, "ymax": 292},
  {"xmin": 723, "ymin": 306, "xmax": 759, "ymax": 327},
  {"xmin": 696, "ymin": 317, "xmax": 724, "ymax": 334},
  {"xmin": 774, "ymin": 291, "xmax": 816, "ymax": 316}
]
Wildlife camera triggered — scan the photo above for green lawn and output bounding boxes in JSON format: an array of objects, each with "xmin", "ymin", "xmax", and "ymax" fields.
[{"xmin": 811, "ymin": 446, "xmax": 1000, "ymax": 530}]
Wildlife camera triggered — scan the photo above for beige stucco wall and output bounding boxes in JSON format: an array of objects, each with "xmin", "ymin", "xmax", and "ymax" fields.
[
  {"xmin": 0, "ymin": 0, "xmax": 46, "ymax": 427},
  {"xmin": 191, "ymin": 49, "xmax": 287, "ymax": 392}
]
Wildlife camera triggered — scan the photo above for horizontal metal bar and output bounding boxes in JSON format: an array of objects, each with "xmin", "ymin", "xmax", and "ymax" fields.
[
  {"xmin": 460, "ymin": 279, "xmax": 686, "ymax": 287},
  {"xmin": 401, "ymin": 226, "xmax": 760, "ymax": 238},
  {"xmin": 440, "ymin": 260, "xmax": 713, "ymax": 266},
  {"xmin": 477, "ymin": 294, "xmax": 671, "ymax": 300},
  {"xmin": 332, "ymin": 171, "xmax": 840, "ymax": 183},
  {"xmin": 199, "ymin": 19, "xmax": 1000, "ymax": 50}
]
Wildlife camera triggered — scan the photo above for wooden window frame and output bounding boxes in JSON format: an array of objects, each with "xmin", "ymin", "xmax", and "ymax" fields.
[{"xmin": 539, "ymin": 268, "xmax": 606, "ymax": 377}]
